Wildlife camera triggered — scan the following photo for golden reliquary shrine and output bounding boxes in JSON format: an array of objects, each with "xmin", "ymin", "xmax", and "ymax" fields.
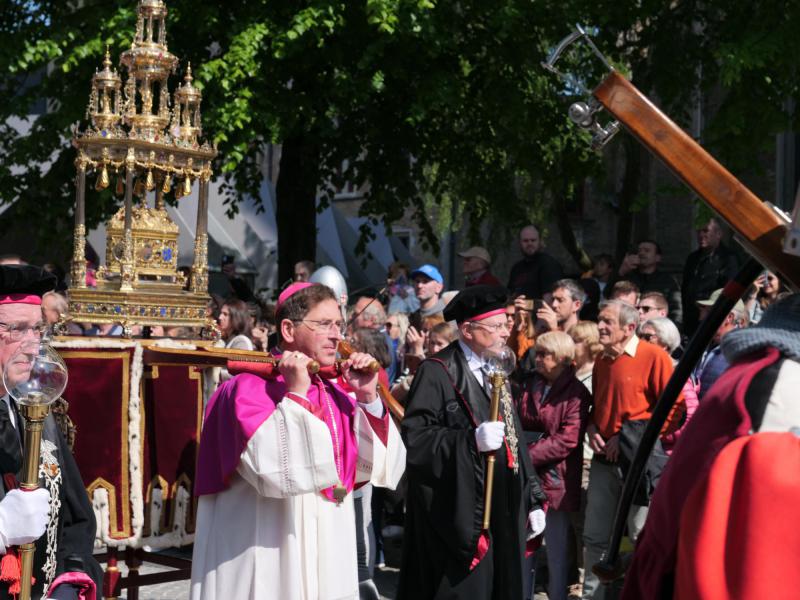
[
  {"xmin": 51, "ymin": 1, "xmax": 260, "ymax": 595},
  {"xmin": 66, "ymin": 0, "xmax": 217, "ymax": 337}
]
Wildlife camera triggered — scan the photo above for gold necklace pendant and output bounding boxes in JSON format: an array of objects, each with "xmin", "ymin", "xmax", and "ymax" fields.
[
  {"xmin": 333, "ymin": 483, "xmax": 347, "ymax": 504},
  {"xmin": 320, "ymin": 380, "xmax": 347, "ymax": 505}
]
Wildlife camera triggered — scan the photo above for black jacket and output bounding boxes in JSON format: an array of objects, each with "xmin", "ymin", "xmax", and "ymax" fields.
[
  {"xmin": 681, "ymin": 244, "xmax": 739, "ymax": 335},
  {"xmin": 398, "ymin": 342, "xmax": 545, "ymax": 600},
  {"xmin": 0, "ymin": 408, "xmax": 103, "ymax": 599},
  {"xmin": 507, "ymin": 252, "xmax": 563, "ymax": 299}
]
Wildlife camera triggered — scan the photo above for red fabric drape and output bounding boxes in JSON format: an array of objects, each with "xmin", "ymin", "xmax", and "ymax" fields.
[
  {"xmin": 61, "ymin": 348, "xmax": 204, "ymax": 540},
  {"xmin": 62, "ymin": 350, "xmax": 132, "ymax": 538},
  {"xmin": 141, "ymin": 365, "xmax": 203, "ymax": 534}
]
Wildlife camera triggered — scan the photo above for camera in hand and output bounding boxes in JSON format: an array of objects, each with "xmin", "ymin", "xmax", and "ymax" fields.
[{"xmin": 521, "ymin": 298, "xmax": 545, "ymax": 312}]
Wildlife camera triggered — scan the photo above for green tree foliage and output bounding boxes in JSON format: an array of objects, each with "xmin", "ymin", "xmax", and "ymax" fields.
[
  {"xmin": 571, "ymin": 0, "xmax": 800, "ymax": 257},
  {"xmin": 1, "ymin": 1, "xmax": 798, "ymax": 276}
]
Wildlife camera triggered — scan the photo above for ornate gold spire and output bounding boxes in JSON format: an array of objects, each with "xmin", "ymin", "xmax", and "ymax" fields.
[
  {"xmin": 86, "ymin": 46, "xmax": 123, "ymax": 132},
  {"xmin": 69, "ymin": 0, "xmax": 218, "ymax": 336},
  {"xmin": 172, "ymin": 62, "xmax": 204, "ymax": 146},
  {"xmin": 119, "ymin": 0, "xmax": 178, "ymax": 142}
]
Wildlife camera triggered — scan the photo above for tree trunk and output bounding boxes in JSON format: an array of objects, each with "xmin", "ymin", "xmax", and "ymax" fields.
[
  {"xmin": 615, "ymin": 136, "xmax": 643, "ymax": 263},
  {"xmin": 553, "ymin": 179, "xmax": 593, "ymax": 273},
  {"xmin": 275, "ymin": 134, "xmax": 320, "ymax": 286}
]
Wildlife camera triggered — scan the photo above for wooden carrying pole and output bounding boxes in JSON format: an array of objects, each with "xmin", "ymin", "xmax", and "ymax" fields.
[
  {"xmin": 592, "ymin": 71, "xmax": 800, "ymax": 289},
  {"xmin": 582, "ymin": 64, "xmax": 800, "ymax": 584},
  {"xmin": 544, "ymin": 29, "xmax": 799, "ymax": 585},
  {"xmin": 337, "ymin": 340, "xmax": 405, "ymax": 422},
  {"xmin": 482, "ymin": 372, "xmax": 505, "ymax": 530}
]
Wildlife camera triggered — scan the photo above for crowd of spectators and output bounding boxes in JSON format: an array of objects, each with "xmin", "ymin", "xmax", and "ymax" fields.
[{"xmin": 3, "ymin": 212, "xmax": 790, "ymax": 600}]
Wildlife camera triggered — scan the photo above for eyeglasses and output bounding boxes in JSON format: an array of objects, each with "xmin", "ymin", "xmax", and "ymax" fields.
[
  {"xmin": 638, "ymin": 305, "xmax": 658, "ymax": 313},
  {"xmin": 640, "ymin": 332, "xmax": 656, "ymax": 342},
  {"xmin": 0, "ymin": 321, "xmax": 48, "ymax": 341},
  {"xmin": 294, "ymin": 319, "xmax": 344, "ymax": 335},
  {"xmin": 385, "ymin": 322, "xmax": 394, "ymax": 330},
  {"xmin": 468, "ymin": 321, "xmax": 510, "ymax": 333}
]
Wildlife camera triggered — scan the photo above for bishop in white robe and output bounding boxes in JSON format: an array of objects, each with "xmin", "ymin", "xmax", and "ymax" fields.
[{"xmin": 190, "ymin": 283, "xmax": 406, "ymax": 600}]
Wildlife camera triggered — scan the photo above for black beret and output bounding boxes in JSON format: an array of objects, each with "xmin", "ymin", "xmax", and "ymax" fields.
[
  {"xmin": 0, "ymin": 265, "xmax": 58, "ymax": 300},
  {"xmin": 443, "ymin": 285, "xmax": 508, "ymax": 324}
]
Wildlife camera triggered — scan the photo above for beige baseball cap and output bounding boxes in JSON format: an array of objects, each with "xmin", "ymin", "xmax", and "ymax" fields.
[
  {"xmin": 696, "ymin": 288, "xmax": 746, "ymax": 313},
  {"xmin": 457, "ymin": 246, "xmax": 491, "ymax": 263}
]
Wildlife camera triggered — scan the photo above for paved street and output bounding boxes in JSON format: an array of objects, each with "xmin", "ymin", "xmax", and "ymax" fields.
[
  {"xmin": 106, "ymin": 548, "xmax": 400, "ymax": 600},
  {"xmin": 104, "ymin": 510, "xmax": 408, "ymax": 599},
  {"xmin": 104, "ymin": 548, "xmax": 572, "ymax": 599},
  {"xmin": 102, "ymin": 540, "xmax": 563, "ymax": 599}
]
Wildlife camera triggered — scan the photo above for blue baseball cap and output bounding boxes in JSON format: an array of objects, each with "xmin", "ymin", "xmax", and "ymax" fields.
[{"xmin": 410, "ymin": 264, "xmax": 443, "ymax": 284}]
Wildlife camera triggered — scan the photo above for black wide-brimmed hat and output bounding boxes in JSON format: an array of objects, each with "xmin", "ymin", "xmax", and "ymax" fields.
[
  {"xmin": 0, "ymin": 264, "xmax": 57, "ymax": 305},
  {"xmin": 443, "ymin": 285, "xmax": 508, "ymax": 324}
]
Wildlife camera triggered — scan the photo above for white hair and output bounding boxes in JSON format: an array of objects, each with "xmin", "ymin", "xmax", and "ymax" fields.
[
  {"xmin": 599, "ymin": 299, "xmax": 640, "ymax": 328},
  {"xmin": 640, "ymin": 317, "xmax": 681, "ymax": 353}
]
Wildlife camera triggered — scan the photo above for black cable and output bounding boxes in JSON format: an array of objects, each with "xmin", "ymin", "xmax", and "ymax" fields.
[
  {"xmin": 592, "ymin": 256, "xmax": 763, "ymax": 583},
  {"xmin": 348, "ymin": 285, "xmax": 389, "ymax": 330}
]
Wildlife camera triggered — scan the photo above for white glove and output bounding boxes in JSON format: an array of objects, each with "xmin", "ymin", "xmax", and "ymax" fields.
[
  {"xmin": 0, "ymin": 488, "xmax": 51, "ymax": 552},
  {"xmin": 475, "ymin": 421, "xmax": 506, "ymax": 452},
  {"xmin": 527, "ymin": 508, "xmax": 546, "ymax": 540}
]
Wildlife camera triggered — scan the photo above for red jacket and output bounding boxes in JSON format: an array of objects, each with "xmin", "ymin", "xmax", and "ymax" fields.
[
  {"xmin": 622, "ymin": 347, "xmax": 788, "ymax": 600},
  {"xmin": 517, "ymin": 366, "xmax": 591, "ymax": 511},
  {"xmin": 676, "ymin": 431, "xmax": 800, "ymax": 599},
  {"xmin": 465, "ymin": 270, "xmax": 503, "ymax": 287}
]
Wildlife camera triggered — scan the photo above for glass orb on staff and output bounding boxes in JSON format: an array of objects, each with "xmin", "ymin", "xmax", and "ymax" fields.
[
  {"xmin": 480, "ymin": 345, "xmax": 516, "ymax": 529},
  {"xmin": 2, "ymin": 338, "xmax": 68, "ymax": 600}
]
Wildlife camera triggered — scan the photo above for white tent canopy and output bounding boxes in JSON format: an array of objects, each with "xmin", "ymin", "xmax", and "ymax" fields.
[
  {"xmin": 87, "ymin": 178, "xmax": 279, "ymax": 293},
  {"xmin": 80, "ymin": 185, "xmax": 417, "ymax": 297}
]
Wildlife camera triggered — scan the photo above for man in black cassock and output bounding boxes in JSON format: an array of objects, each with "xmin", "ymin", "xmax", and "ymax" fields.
[
  {"xmin": 398, "ymin": 285, "xmax": 546, "ymax": 600},
  {"xmin": 0, "ymin": 265, "xmax": 102, "ymax": 599}
]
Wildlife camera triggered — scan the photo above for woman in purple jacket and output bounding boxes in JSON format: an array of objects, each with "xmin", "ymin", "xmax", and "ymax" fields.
[{"xmin": 517, "ymin": 331, "xmax": 592, "ymax": 600}]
